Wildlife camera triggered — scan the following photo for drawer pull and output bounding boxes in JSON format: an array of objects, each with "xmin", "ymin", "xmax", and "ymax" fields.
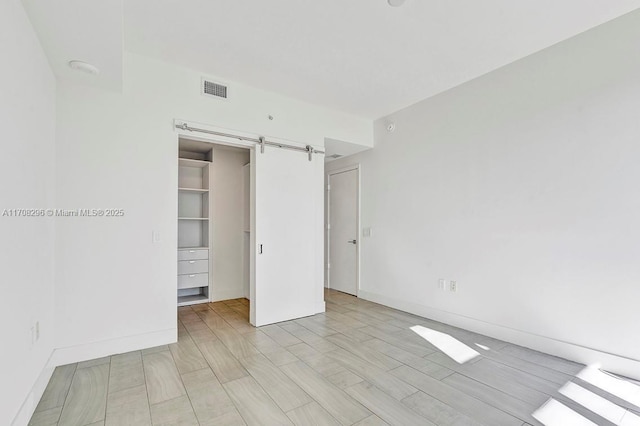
[
  {"xmin": 189, "ymin": 261, "xmax": 196, "ymax": 264},
  {"xmin": 189, "ymin": 250, "xmax": 195, "ymax": 253},
  {"xmin": 189, "ymin": 274, "xmax": 195, "ymax": 278}
]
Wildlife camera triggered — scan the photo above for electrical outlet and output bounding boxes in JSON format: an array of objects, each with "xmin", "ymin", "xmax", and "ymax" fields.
[
  {"xmin": 438, "ymin": 279, "xmax": 446, "ymax": 290},
  {"xmin": 35, "ymin": 321, "xmax": 40, "ymax": 341},
  {"xmin": 450, "ymin": 281, "xmax": 457, "ymax": 292}
]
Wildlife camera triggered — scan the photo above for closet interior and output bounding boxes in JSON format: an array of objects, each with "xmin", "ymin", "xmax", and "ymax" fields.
[{"xmin": 177, "ymin": 138, "xmax": 250, "ymax": 306}]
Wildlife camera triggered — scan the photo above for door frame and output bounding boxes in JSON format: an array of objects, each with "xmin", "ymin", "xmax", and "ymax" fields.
[
  {"xmin": 326, "ymin": 164, "xmax": 361, "ymax": 296},
  {"xmin": 175, "ymin": 119, "xmax": 325, "ymax": 325}
]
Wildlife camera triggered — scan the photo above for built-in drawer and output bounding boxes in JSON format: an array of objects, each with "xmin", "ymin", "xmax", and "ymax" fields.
[
  {"xmin": 178, "ymin": 273, "xmax": 208, "ymax": 290},
  {"xmin": 178, "ymin": 259, "xmax": 208, "ymax": 275},
  {"xmin": 178, "ymin": 248, "xmax": 209, "ymax": 261}
]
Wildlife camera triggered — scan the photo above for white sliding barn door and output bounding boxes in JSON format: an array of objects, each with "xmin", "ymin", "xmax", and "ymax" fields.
[{"xmin": 250, "ymin": 145, "xmax": 324, "ymax": 326}]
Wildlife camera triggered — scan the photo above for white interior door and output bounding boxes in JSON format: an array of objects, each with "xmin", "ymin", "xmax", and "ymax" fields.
[
  {"xmin": 250, "ymin": 145, "xmax": 324, "ymax": 326},
  {"xmin": 328, "ymin": 168, "xmax": 358, "ymax": 295}
]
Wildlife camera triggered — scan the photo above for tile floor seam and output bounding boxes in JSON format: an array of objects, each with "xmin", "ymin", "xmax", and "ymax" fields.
[{"xmin": 166, "ymin": 340, "xmax": 201, "ymax": 426}]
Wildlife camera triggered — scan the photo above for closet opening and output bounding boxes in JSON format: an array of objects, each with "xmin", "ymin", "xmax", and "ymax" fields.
[{"xmin": 177, "ymin": 137, "xmax": 251, "ymax": 325}]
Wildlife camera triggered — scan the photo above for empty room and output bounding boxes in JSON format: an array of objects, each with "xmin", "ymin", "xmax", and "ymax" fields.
[{"xmin": 3, "ymin": 0, "xmax": 640, "ymax": 425}]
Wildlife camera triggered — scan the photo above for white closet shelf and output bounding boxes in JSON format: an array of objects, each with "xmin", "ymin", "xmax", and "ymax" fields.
[
  {"xmin": 178, "ymin": 294, "xmax": 209, "ymax": 306},
  {"xmin": 179, "ymin": 187, "xmax": 209, "ymax": 194},
  {"xmin": 179, "ymin": 158, "xmax": 211, "ymax": 168},
  {"xmin": 177, "ymin": 144, "xmax": 212, "ymax": 308}
]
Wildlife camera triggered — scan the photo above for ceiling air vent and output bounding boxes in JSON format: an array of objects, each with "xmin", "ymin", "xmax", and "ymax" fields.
[{"xmin": 202, "ymin": 78, "xmax": 228, "ymax": 100}]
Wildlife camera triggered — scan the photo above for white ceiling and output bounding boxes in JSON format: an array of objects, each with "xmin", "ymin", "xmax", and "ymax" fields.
[
  {"xmin": 124, "ymin": 0, "xmax": 640, "ymax": 119},
  {"xmin": 22, "ymin": 0, "xmax": 123, "ymax": 91},
  {"xmin": 21, "ymin": 0, "xmax": 640, "ymax": 120}
]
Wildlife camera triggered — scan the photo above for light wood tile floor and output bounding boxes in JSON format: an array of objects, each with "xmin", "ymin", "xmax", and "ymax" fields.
[{"xmin": 30, "ymin": 290, "xmax": 640, "ymax": 426}]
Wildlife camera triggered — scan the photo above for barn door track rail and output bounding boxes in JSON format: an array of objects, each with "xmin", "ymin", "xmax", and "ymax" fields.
[{"xmin": 175, "ymin": 123, "xmax": 324, "ymax": 161}]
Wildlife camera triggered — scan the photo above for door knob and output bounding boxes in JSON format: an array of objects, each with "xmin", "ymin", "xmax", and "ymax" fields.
[{"xmin": 348, "ymin": 239, "xmax": 357, "ymax": 244}]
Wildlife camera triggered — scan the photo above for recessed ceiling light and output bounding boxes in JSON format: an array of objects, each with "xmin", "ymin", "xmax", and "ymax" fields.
[
  {"xmin": 68, "ymin": 60, "xmax": 100, "ymax": 75},
  {"xmin": 388, "ymin": 0, "xmax": 406, "ymax": 7}
]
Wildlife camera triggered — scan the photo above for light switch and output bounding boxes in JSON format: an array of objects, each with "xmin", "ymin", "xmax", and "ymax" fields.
[
  {"xmin": 152, "ymin": 231, "xmax": 161, "ymax": 243},
  {"xmin": 363, "ymin": 227, "xmax": 372, "ymax": 237}
]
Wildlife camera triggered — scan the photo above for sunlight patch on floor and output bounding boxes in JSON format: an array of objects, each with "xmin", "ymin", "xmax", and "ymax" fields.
[
  {"xmin": 559, "ymin": 382, "xmax": 628, "ymax": 424},
  {"xmin": 410, "ymin": 325, "xmax": 480, "ymax": 364},
  {"xmin": 533, "ymin": 365, "xmax": 640, "ymax": 426},
  {"xmin": 533, "ymin": 398, "xmax": 597, "ymax": 426},
  {"xmin": 577, "ymin": 366, "xmax": 640, "ymax": 409}
]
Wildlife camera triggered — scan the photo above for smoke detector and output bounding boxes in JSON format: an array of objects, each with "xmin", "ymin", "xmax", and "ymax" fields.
[
  {"xmin": 386, "ymin": 122, "xmax": 396, "ymax": 133},
  {"xmin": 68, "ymin": 60, "xmax": 99, "ymax": 75}
]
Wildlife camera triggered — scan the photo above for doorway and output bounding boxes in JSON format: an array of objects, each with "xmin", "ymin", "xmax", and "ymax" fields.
[
  {"xmin": 327, "ymin": 166, "xmax": 360, "ymax": 296},
  {"xmin": 177, "ymin": 138, "xmax": 251, "ymax": 308},
  {"xmin": 175, "ymin": 121, "xmax": 326, "ymax": 328}
]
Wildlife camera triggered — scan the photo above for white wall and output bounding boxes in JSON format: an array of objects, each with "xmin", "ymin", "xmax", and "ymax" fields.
[
  {"xmin": 327, "ymin": 10, "xmax": 640, "ymax": 378},
  {"xmin": 0, "ymin": 0, "xmax": 57, "ymax": 424},
  {"xmin": 210, "ymin": 146, "xmax": 250, "ymax": 301},
  {"xmin": 53, "ymin": 52, "xmax": 372, "ymax": 363}
]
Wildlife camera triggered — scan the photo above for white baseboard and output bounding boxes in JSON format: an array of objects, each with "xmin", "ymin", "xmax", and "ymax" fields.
[
  {"xmin": 49, "ymin": 328, "xmax": 176, "ymax": 368},
  {"xmin": 358, "ymin": 289, "xmax": 640, "ymax": 381},
  {"xmin": 11, "ymin": 352, "xmax": 55, "ymax": 426},
  {"xmin": 12, "ymin": 329, "xmax": 176, "ymax": 426}
]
